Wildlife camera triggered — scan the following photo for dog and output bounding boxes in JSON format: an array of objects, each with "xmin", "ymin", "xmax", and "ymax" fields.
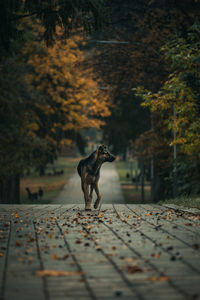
[{"xmin": 77, "ymin": 145, "xmax": 115, "ymax": 211}]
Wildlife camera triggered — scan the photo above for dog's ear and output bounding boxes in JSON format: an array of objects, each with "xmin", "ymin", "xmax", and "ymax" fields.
[{"xmin": 98, "ymin": 145, "xmax": 107, "ymax": 153}]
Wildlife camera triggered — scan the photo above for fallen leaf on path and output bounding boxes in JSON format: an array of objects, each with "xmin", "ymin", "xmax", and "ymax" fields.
[
  {"xmin": 27, "ymin": 238, "xmax": 35, "ymax": 243},
  {"xmin": 95, "ymin": 246, "xmax": 101, "ymax": 251},
  {"xmin": 36, "ymin": 270, "xmax": 82, "ymax": 277},
  {"xmin": 18, "ymin": 257, "xmax": 23, "ymax": 261},
  {"xmin": 149, "ymin": 276, "xmax": 168, "ymax": 281},
  {"xmin": 124, "ymin": 257, "xmax": 136, "ymax": 263},
  {"xmin": 151, "ymin": 253, "xmax": 161, "ymax": 258},
  {"xmin": 184, "ymin": 222, "xmax": 192, "ymax": 226},
  {"xmin": 16, "ymin": 240, "xmax": 21, "ymax": 246},
  {"xmin": 126, "ymin": 265, "xmax": 143, "ymax": 274},
  {"xmin": 193, "ymin": 244, "xmax": 199, "ymax": 250},
  {"xmin": 75, "ymin": 240, "xmax": 82, "ymax": 244},
  {"xmin": 97, "ymin": 214, "xmax": 104, "ymax": 218},
  {"xmin": 167, "ymin": 246, "xmax": 173, "ymax": 251},
  {"xmin": 0, "ymin": 252, "xmax": 4, "ymax": 257}
]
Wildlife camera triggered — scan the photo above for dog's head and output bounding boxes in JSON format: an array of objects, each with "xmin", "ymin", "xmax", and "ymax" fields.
[{"xmin": 97, "ymin": 145, "xmax": 115, "ymax": 163}]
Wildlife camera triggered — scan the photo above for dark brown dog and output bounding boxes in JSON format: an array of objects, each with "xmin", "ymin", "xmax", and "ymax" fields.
[{"xmin": 77, "ymin": 145, "xmax": 115, "ymax": 211}]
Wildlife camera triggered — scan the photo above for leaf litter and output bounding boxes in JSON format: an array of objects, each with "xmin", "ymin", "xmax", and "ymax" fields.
[{"xmin": 36, "ymin": 270, "xmax": 82, "ymax": 277}]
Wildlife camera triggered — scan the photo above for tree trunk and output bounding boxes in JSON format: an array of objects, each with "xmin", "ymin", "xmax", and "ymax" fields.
[
  {"xmin": 141, "ymin": 163, "xmax": 145, "ymax": 203},
  {"xmin": 0, "ymin": 174, "xmax": 20, "ymax": 204},
  {"xmin": 39, "ymin": 165, "xmax": 46, "ymax": 176}
]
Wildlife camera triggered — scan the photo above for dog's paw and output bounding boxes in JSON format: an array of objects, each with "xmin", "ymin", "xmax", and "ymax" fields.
[{"xmin": 94, "ymin": 202, "xmax": 98, "ymax": 209}]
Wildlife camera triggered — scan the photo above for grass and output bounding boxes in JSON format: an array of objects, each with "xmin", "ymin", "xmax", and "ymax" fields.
[
  {"xmin": 20, "ymin": 156, "xmax": 79, "ymax": 204},
  {"xmin": 115, "ymin": 159, "xmax": 151, "ymax": 204},
  {"xmin": 158, "ymin": 196, "xmax": 200, "ymax": 210}
]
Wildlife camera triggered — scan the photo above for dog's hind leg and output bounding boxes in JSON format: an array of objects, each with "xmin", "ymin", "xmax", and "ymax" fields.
[
  {"xmin": 94, "ymin": 182, "xmax": 101, "ymax": 209},
  {"xmin": 89, "ymin": 184, "xmax": 94, "ymax": 201}
]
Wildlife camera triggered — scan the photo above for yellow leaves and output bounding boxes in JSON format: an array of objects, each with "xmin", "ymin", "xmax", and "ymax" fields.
[
  {"xmin": 60, "ymin": 139, "xmax": 73, "ymax": 147},
  {"xmin": 27, "ymin": 123, "xmax": 39, "ymax": 132},
  {"xmin": 23, "ymin": 24, "xmax": 111, "ymax": 145}
]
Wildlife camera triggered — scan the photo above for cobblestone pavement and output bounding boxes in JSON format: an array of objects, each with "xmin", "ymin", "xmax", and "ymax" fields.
[
  {"xmin": 53, "ymin": 162, "xmax": 124, "ymax": 204},
  {"xmin": 0, "ymin": 204, "xmax": 200, "ymax": 300}
]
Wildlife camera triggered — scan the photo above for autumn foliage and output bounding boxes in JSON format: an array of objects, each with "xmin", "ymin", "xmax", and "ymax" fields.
[
  {"xmin": 0, "ymin": 19, "xmax": 111, "ymax": 203},
  {"xmin": 23, "ymin": 23, "xmax": 110, "ymax": 149}
]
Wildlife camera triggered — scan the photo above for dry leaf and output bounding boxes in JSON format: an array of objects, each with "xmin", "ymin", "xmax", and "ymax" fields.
[
  {"xmin": 97, "ymin": 214, "xmax": 104, "ymax": 218},
  {"xmin": 0, "ymin": 252, "xmax": 4, "ymax": 257},
  {"xmin": 126, "ymin": 265, "xmax": 143, "ymax": 274},
  {"xmin": 149, "ymin": 276, "xmax": 168, "ymax": 281},
  {"xmin": 184, "ymin": 222, "xmax": 192, "ymax": 226},
  {"xmin": 16, "ymin": 240, "xmax": 21, "ymax": 246},
  {"xmin": 18, "ymin": 257, "xmax": 23, "ymax": 261},
  {"xmin": 124, "ymin": 257, "xmax": 136, "ymax": 263},
  {"xmin": 75, "ymin": 240, "xmax": 82, "ymax": 244},
  {"xmin": 193, "ymin": 244, "xmax": 199, "ymax": 250},
  {"xmin": 146, "ymin": 213, "xmax": 151, "ymax": 216},
  {"xmin": 36, "ymin": 270, "xmax": 82, "ymax": 277},
  {"xmin": 95, "ymin": 246, "xmax": 101, "ymax": 251},
  {"xmin": 160, "ymin": 276, "xmax": 169, "ymax": 281},
  {"xmin": 151, "ymin": 253, "xmax": 161, "ymax": 259}
]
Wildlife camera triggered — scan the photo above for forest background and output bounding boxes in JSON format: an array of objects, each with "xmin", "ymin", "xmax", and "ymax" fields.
[{"xmin": 0, "ymin": 0, "xmax": 200, "ymax": 204}]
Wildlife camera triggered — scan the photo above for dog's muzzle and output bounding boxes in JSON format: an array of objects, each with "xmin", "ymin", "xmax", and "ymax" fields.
[{"xmin": 107, "ymin": 154, "xmax": 115, "ymax": 162}]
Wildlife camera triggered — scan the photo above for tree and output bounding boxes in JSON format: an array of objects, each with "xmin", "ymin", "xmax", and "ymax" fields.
[
  {"xmin": 0, "ymin": 0, "xmax": 107, "ymax": 50},
  {"xmin": 136, "ymin": 24, "xmax": 200, "ymax": 197},
  {"xmin": 138, "ymin": 24, "xmax": 200, "ymax": 158},
  {"xmin": 0, "ymin": 19, "xmax": 111, "ymax": 203},
  {"xmin": 88, "ymin": 0, "xmax": 200, "ymax": 153}
]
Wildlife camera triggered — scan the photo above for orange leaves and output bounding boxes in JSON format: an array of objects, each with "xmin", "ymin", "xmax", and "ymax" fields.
[
  {"xmin": 15, "ymin": 240, "xmax": 21, "ymax": 247},
  {"xmin": 36, "ymin": 270, "xmax": 82, "ymax": 277},
  {"xmin": 149, "ymin": 276, "xmax": 168, "ymax": 282},
  {"xmin": 126, "ymin": 265, "xmax": 143, "ymax": 274},
  {"xmin": 24, "ymin": 26, "xmax": 111, "ymax": 144}
]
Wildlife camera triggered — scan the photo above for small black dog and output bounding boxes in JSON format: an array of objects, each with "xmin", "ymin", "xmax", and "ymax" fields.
[{"xmin": 77, "ymin": 145, "xmax": 115, "ymax": 211}]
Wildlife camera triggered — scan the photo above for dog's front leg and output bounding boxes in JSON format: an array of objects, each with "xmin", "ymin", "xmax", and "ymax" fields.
[
  {"xmin": 94, "ymin": 181, "xmax": 101, "ymax": 209},
  {"xmin": 82, "ymin": 180, "xmax": 91, "ymax": 211},
  {"xmin": 89, "ymin": 184, "xmax": 94, "ymax": 201}
]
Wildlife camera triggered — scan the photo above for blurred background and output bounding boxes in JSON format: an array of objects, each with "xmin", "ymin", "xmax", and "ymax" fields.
[{"xmin": 0, "ymin": 0, "xmax": 200, "ymax": 208}]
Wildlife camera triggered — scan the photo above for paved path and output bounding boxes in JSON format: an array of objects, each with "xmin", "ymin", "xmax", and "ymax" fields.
[
  {"xmin": 53, "ymin": 163, "xmax": 124, "ymax": 204},
  {"xmin": 0, "ymin": 204, "xmax": 200, "ymax": 300}
]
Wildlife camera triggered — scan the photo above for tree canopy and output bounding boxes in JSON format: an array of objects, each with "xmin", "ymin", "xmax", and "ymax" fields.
[
  {"xmin": 0, "ymin": 0, "xmax": 107, "ymax": 50},
  {"xmin": 0, "ymin": 17, "xmax": 110, "ymax": 203}
]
